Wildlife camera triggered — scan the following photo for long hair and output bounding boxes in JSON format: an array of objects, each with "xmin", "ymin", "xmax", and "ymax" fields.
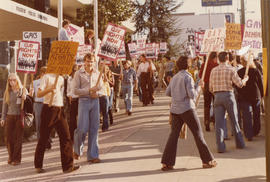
[
  {"xmin": 4, "ymin": 73, "xmax": 23, "ymax": 104},
  {"xmin": 240, "ymin": 56, "xmax": 256, "ymax": 69},
  {"xmin": 207, "ymin": 51, "xmax": 217, "ymax": 64}
]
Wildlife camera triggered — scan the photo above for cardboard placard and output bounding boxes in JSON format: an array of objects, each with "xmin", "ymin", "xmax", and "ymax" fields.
[
  {"xmin": 77, "ymin": 44, "xmax": 93, "ymax": 59},
  {"xmin": 195, "ymin": 31, "xmax": 205, "ymax": 55},
  {"xmin": 23, "ymin": 31, "xmax": 42, "ymax": 60},
  {"xmin": 201, "ymin": 28, "xmax": 225, "ymax": 53},
  {"xmin": 128, "ymin": 42, "xmax": 137, "ymax": 58},
  {"xmin": 117, "ymin": 42, "xmax": 126, "ymax": 59},
  {"xmin": 98, "ymin": 23, "xmax": 126, "ymax": 61},
  {"xmin": 145, "ymin": 43, "xmax": 156, "ymax": 59},
  {"xmin": 136, "ymin": 38, "xmax": 146, "ymax": 55},
  {"xmin": 225, "ymin": 23, "xmax": 242, "ymax": 50},
  {"xmin": 159, "ymin": 42, "xmax": 167, "ymax": 54},
  {"xmin": 46, "ymin": 41, "xmax": 79, "ymax": 75},
  {"xmin": 16, "ymin": 40, "xmax": 40, "ymax": 74}
]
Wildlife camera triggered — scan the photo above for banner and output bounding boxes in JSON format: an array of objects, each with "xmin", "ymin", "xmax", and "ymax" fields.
[
  {"xmin": 201, "ymin": 28, "xmax": 225, "ymax": 53},
  {"xmin": 46, "ymin": 41, "xmax": 79, "ymax": 75},
  {"xmin": 98, "ymin": 23, "xmax": 126, "ymax": 61},
  {"xmin": 225, "ymin": 23, "xmax": 242, "ymax": 50},
  {"xmin": 202, "ymin": 0, "xmax": 232, "ymax": 6},
  {"xmin": 242, "ymin": 19, "xmax": 262, "ymax": 57},
  {"xmin": 145, "ymin": 43, "xmax": 156, "ymax": 59},
  {"xmin": 16, "ymin": 40, "xmax": 40, "ymax": 74},
  {"xmin": 159, "ymin": 42, "xmax": 167, "ymax": 54},
  {"xmin": 23, "ymin": 31, "xmax": 42, "ymax": 60},
  {"xmin": 128, "ymin": 42, "xmax": 137, "ymax": 58}
]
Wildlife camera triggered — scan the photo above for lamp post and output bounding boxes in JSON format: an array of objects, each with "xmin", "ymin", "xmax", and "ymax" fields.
[{"xmin": 261, "ymin": 0, "xmax": 270, "ymax": 181}]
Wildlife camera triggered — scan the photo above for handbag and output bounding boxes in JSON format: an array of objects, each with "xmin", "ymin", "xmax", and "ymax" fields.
[{"xmin": 23, "ymin": 112, "xmax": 34, "ymax": 128}]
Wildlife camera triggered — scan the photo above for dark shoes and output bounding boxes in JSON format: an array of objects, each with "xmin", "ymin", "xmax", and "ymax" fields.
[
  {"xmin": 88, "ymin": 158, "xmax": 101, "ymax": 163},
  {"xmin": 127, "ymin": 111, "xmax": 132, "ymax": 116},
  {"xmin": 203, "ymin": 160, "xmax": 217, "ymax": 168},
  {"xmin": 161, "ymin": 164, "xmax": 174, "ymax": 171},
  {"xmin": 36, "ymin": 168, "xmax": 46, "ymax": 173},
  {"xmin": 205, "ymin": 123, "xmax": 210, "ymax": 132},
  {"xmin": 63, "ymin": 165, "xmax": 81, "ymax": 173}
]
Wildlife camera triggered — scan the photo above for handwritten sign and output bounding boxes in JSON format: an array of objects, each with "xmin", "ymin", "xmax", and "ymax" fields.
[
  {"xmin": 77, "ymin": 44, "xmax": 92, "ymax": 59},
  {"xmin": 159, "ymin": 42, "xmax": 167, "ymax": 54},
  {"xmin": 195, "ymin": 31, "xmax": 205, "ymax": 55},
  {"xmin": 136, "ymin": 38, "xmax": 146, "ymax": 55},
  {"xmin": 225, "ymin": 23, "xmax": 242, "ymax": 50},
  {"xmin": 201, "ymin": 28, "xmax": 225, "ymax": 53},
  {"xmin": 23, "ymin": 31, "xmax": 42, "ymax": 60},
  {"xmin": 16, "ymin": 40, "xmax": 40, "ymax": 74},
  {"xmin": 98, "ymin": 23, "xmax": 126, "ymax": 61},
  {"xmin": 145, "ymin": 43, "xmax": 156, "ymax": 59},
  {"xmin": 128, "ymin": 42, "xmax": 137, "ymax": 58},
  {"xmin": 46, "ymin": 41, "xmax": 79, "ymax": 75},
  {"xmin": 242, "ymin": 19, "xmax": 262, "ymax": 56}
]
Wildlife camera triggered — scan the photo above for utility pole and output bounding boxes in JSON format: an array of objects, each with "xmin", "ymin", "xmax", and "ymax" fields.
[
  {"xmin": 94, "ymin": 0, "xmax": 98, "ymax": 49},
  {"xmin": 240, "ymin": 0, "xmax": 245, "ymax": 25},
  {"xmin": 57, "ymin": 0, "xmax": 63, "ymax": 31},
  {"xmin": 261, "ymin": 0, "xmax": 270, "ymax": 181}
]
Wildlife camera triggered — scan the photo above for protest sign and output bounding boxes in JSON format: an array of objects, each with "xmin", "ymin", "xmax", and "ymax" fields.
[
  {"xmin": 77, "ymin": 44, "xmax": 93, "ymax": 59},
  {"xmin": 16, "ymin": 40, "xmax": 40, "ymax": 74},
  {"xmin": 23, "ymin": 31, "xmax": 42, "ymax": 60},
  {"xmin": 201, "ymin": 28, "xmax": 225, "ymax": 53},
  {"xmin": 67, "ymin": 24, "xmax": 85, "ymax": 45},
  {"xmin": 128, "ymin": 42, "xmax": 137, "ymax": 58},
  {"xmin": 154, "ymin": 43, "xmax": 160, "ymax": 58},
  {"xmin": 46, "ymin": 41, "xmax": 79, "ymax": 75},
  {"xmin": 98, "ymin": 23, "xmax": 126, "ymax": 61},
  {"xmin": 159, "ymin": 42, "xmax": 167, "ymax": 54},
  {"xmin": 225, "ymin": 23, "xmax": 242, "ymax": 50},
  {"xmin": 145, "ymin": 43, "xmax": 156, "ymax": 59},
  {"xmin": 117, "ymin": 42, "xmax": 126, "ymax": 59},
  {"xmin": 136, "ymin": 38, "xmax": 146, "ymax": 55},
  {"xmin": 242, "ymin": 19, "xmax": 262, "ymax": 56},
  {"xmin": 195, "ymin": 31, "xmax": 205, "ymax": 55}
]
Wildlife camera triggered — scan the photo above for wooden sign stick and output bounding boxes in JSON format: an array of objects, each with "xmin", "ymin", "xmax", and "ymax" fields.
[
  {"xmin": 21, "ymin": 74, "xmax": 28, "ymax": 110},
  {"xmin": 244, "ymin": 52, "xmax": 252, "ymax": 77}
]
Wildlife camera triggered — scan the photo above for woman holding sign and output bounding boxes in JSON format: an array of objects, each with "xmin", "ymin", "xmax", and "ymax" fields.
[{"xmin": 1, "ymin": 73, "xmax": 27, "ymax": 166}]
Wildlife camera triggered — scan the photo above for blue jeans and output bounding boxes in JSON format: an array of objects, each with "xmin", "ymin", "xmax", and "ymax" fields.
[
  {"xmin": 239, "ymin": 99, "xmax": 261, "ymax": 139},
  {"xmin": 74, "ymin": 97, "xmax": 100, "ymax": 160},
  {"xmin": 213, "ymin": 92, "xmax": 245, "ymax": 152},
  {"xmin": 33, "ymin": 102, "xmax": 43, "ymax": 139},
  {"xmin": 122, "ymin": 84, "xmax": 134, "ymax": 112},
  {"xmin": 108, "ymin": 88, "xmax": 114, "ymax": 110},
  {"xmin": 99, "ymin": 96, "xmax": 109, "ymax": 130}
]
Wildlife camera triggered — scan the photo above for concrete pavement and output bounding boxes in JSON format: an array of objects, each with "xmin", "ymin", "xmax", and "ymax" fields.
[{"xmin": 0, "ymin": 91, "xmax": 266, "ymax": 182}]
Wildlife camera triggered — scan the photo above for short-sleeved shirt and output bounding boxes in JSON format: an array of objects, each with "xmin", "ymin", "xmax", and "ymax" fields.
[
  {"xmin": 39, "ymin": 74, "xmax": 64, "ymax": 107},
  {"xmin": 122, "ymin": 68, "xmax": 137, "ymax": 86},
  {"xmin": 33, "ymin": 79, "xmax": 44, "ymax": 103}
]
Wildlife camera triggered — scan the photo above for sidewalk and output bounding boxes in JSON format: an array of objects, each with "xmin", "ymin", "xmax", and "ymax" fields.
[{"xmin": 0, "ymin": 92, "xmax": 266, "ymax": 182}]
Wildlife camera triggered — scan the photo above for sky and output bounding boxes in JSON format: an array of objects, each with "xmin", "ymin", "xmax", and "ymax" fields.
[{"xmin": 123, "ymin": 0, "xmax": 262, "ymax": 30}]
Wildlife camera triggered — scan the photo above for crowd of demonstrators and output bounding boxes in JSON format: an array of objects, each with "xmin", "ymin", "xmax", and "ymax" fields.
[
  {"xmin": 199, "ymin": 52, "xmax": 218, "ymax": 131},
  {"xmin": 161, "ymin": 56, "xmax": 217, "ymax": 171}
]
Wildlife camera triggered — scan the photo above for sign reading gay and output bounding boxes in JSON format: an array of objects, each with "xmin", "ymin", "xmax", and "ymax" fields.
[
  {"xmin": 98, "ymin": 23, "xmax": 126, "ymax": 61},
  {"xmin": 225, "ymin": 23, "xmax": 242, "ymax": 50},
  {"xmin": 46, "ymin": 41, "xmax": 79, "ymax": 75},
  {"xmin": 16, "ymin": 40, "xmax": 40, "ymax": 74},
  {"xmin": 201, "ymin": 28, "xmax": 225, "ymax": 53}
]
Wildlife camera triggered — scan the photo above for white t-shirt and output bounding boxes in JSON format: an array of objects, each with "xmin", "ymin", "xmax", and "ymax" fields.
[{"xmin": 39, "ymin": 74, "xmax": 64, "ymax": 107}]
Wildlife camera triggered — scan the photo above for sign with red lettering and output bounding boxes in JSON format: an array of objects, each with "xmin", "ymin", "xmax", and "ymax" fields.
[
  {"xmin": 117, "ymin": 42, "xmax": 126, "ymax": 59},
  {"xmin": 200, "ymin": 28, "xmax": 225, "ymax": 53},
  {"xmin": 145, "ymin": 43, "xmax": 156, "ymax": 59},
  {"xmin": 16, "ymin": 40, "xmax": 40, "ymax": 74},
  {"xmin": 159, "ymin": 42, "xmax": 167, "ymax": 54},
  {"xmin": 23, "ymin": 31, "xmax": 42, "ymax": 60},
  {"xmin": 136, "ymin": 38, "xmax": 146, "ymax": 55},
  {"xmin": 242, "ymin": 19, "xmax": 262, "ymax": 56},
  {"xmin": 77, "ymin": 44, "xmax": 92, "ymax": 59},
  {"xmin": 98, "ymin": 23, "xmax": 126, "ymax": 61},
  {"xmin": 128, "ymin": 42, "xmax": 137, "ymax": 58},
  {"xmin": 195, "ymin": 32, "xmax": 205, "ymax": 55}
]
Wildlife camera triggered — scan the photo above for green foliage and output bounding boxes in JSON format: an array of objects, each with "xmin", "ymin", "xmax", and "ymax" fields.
[
  {"xmin": 132, "ymin": 0, "xmax": 182, "ymax": 48},
  {"xmin": 75, "ymin": 0, "xmax": 135, "ymax": 40}
]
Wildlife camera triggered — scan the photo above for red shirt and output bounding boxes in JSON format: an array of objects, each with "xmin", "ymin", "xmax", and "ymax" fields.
[{"xmin": 199, "ymin": 61, "xmax": 218, "ymax": 83}]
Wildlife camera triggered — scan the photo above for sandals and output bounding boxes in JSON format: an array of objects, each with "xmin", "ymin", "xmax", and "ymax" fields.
[
  {"xmin": 203, "ymin": 160, "xmax": 217, "ymax": 168},
  {"xmin": 161, "ymin": 164, "xmax": 174, "ymax": 171}
]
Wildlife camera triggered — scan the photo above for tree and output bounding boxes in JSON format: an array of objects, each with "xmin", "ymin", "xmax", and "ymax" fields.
[
  {"xmin": 133, "ymin": 0, "xmax": 182, "ymax": 55},
  {"xmin": 75, "ymin": 0, "xmax": 134, "ymax": 40}
]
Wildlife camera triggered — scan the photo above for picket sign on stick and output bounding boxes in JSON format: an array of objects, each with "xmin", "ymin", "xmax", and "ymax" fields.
[
  {"xmin": 244, "ymin": 51, "xmax": 252, "ymax": 77},
  {"xmin": 21, "ymin": 74, "xmax": 28, "ymax": 110},
  {"xmin": 48, "ymin": 75, "xmax": 59, "ymax": 107}
]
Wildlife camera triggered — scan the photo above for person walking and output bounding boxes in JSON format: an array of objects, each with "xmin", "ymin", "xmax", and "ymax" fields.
[
  {"xmin": 109, "ymin": 60, "xmax": 121, "ymax": 112},
  {"xmin": 161, "ymin": 56, "xmax": 217, "ymax": 171},
  {"xmin": 236, "ymin": 56, "xmax": 263, "ymax": 140},
  {"xmin": 120, "ymin": 60, "xmax": 137, "ymax": 115},
  {"xmin": 34, "ymin": 71, "xmax": 80, "ymax": 173},
  {"xmin": 1, "ymin": 73, "xmax": 27, "ymax": 166},
  {"xmin": 209, "ymin": 51, "xmax": 248, "ymax": 153},
  {"xmin": 199, "ymin": 51, "xmax": 218, "ymax": 131},
  {"xmin": 73, "ymin": 53, "xmax": 103, "ymax": 163}
]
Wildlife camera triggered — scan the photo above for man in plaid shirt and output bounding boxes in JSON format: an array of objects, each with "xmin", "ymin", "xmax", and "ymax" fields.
[{"xmin": 209, "ymin": 51, "xmax": 249, "ymax": 153}]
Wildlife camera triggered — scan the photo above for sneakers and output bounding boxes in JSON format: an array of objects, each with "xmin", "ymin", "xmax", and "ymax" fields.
[{"xmin": 63, "ymin": 165, "xmax": 81, "ymax": 173}]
